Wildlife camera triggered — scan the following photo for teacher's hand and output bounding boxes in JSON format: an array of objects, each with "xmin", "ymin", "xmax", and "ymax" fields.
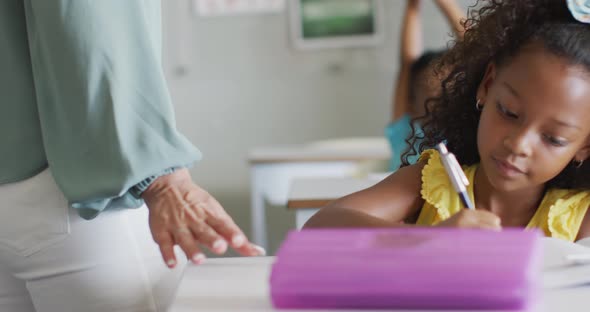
[{"xmin": 142, "ymin": 168, "xmax": 265, "ymax": 268}]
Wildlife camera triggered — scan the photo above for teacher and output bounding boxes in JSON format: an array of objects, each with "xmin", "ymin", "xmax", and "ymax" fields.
[{"xmin": 0, "ymin": 1, "xmax": 263, "ymax": 311}]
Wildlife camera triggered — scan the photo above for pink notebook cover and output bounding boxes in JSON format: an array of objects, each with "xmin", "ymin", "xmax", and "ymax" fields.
[{"xmin": 270, "ymin": 228, "xmax": 542, "ymax": 310}]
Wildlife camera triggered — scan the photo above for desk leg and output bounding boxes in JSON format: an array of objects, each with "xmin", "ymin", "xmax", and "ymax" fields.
[
  {"xmin": 250, "ymin": 165, "xmax": 268, "ymax": 249},
  {"xmin": 250, "ymin": 162, "xmax": 358, "ymax": 249}
]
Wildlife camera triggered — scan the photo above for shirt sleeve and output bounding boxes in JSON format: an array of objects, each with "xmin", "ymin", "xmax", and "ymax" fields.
[{"xmin": 23, "ymin": 0, "xmax": 201, "ymax": 219}]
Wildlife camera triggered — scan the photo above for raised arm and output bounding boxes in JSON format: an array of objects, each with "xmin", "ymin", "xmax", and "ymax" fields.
[
  {"xmin": 435, "ymin": 0, "xmax": 466, "ymax": 39},
  {"xmin": 392, "ymin": 0, "xmax": 423, "ymax": 121},
  {"xmin": 303, "ymin": 163, "xmax": 426, "ymax": 228}
]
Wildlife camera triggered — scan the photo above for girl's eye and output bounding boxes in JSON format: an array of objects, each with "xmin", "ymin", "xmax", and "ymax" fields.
[
  {"xmin": 543, "ymin": 134, "xmax": 568, "ymax": 147},
  {"xmin": 496, "ymin": 102, "xmax": 518, "ymax": 119}
]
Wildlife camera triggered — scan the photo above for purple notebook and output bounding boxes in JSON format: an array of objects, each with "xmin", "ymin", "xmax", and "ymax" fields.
[{"xmin": 270, "ymin": 228, "xmax": 542, "ymax": 310}]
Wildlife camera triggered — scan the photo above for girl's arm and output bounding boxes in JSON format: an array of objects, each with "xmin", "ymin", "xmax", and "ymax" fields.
[
  {"xmin": 303, "ymin": 161, "xmax": 502, "ymax": 230},
  {"xmin": 392, "ymin": 0, "xmax": 423, "ymax": 121},
  {"xmin": 303, "ymin": 163, "xmax": 426, "ymax": 228},
  {"xmin": 575, "ymin": 206, "xmax": 590, "ymax": 240},
  {"xmin": 434, "ymin": 0, "xmax": 466, "ymax": 39}
]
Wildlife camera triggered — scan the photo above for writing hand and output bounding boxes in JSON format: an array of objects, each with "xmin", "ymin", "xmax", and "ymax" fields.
[{"xmin": 436, "ymin": 209, "xmax": 502, "ymax": 230}]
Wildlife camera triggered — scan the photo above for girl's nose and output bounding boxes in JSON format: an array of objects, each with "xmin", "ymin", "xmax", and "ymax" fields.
[{"xmin": 502, "ymin": 128, "xmax": 533, "ymax": 157}]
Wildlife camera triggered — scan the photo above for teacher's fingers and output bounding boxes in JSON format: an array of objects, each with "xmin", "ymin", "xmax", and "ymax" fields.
[
  {"xmin": 202, "ymin": 197, "xmax": 252, "ymax": 248},
  {"xmin": 173, "ymin": 227, "xmax": 206, "ymax": 265},
  {"xmin": 235, "ymin": 242, "xmax": 267, "ymax": 257},
  {"xmin": 206, "ymin": 211, "xmax": 243, "ymax": 245},
  {"xmin": 184, "ymin": 185, "xmax": 265, "ymax": 256},
  {"xmin": 206, "ymin": 213, "xmax": 266, "ymax": 256},
  {"xmin": 152, "ymin": 231, "xmax": 178, "ymax": 268},
  {"xmin": 183, "ymin": 195, "xmax": 265, "ymax": 258},
  {"xmin": 188, "ymin": 221, "xmax": 228, "ymax": 255}
]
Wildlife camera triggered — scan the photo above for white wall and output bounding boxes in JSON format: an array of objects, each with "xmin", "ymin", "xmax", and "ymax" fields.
[{"xmin": 161, "ymin": 0, "xmax": 472, "ymax": 254}]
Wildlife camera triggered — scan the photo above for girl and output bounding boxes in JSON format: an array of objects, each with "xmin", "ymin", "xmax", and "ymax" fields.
[
  {"xmin": 305, "ymin": 0, "xmax": 590, "ymax": 242},
  {"xmin": 387, "ymin": 0, "xmax": 465, "ymax": 170}
]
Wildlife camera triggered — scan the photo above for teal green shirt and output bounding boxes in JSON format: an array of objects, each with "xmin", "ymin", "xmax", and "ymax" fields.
[
  {"xmin": 0, "ymin": 0, "xmax": 201, "ymax": 219},
  {"xmin": 385, "ymin": 114, "xmax": 422, "ymax": 170}
]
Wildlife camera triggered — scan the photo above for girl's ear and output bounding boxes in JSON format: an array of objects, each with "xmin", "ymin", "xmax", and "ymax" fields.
[
  {"xmin": 574, "ymin": 138, "xmax": 590, "ymax": 164},
  {"xmin": 476, "ymin": 63, "xmax": 497, "ymax": 102}
]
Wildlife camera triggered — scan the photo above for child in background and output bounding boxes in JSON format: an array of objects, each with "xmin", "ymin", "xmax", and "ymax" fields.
[
  {"xmin": 306, "ymin": 0, "xmax": 590, "ymax": 243},
  {"xmin": 387, "ymin": 0, "xmax": 465, "ymax": 170}
]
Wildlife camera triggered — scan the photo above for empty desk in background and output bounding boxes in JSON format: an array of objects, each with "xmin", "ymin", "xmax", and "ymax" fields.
[
  {"xmin": 287, "ymin": 175, "xmax": 387, "ymax": 228},
  {"xmin": 248, "ymin": 137, "xmax": 390, "ymax": 249}
]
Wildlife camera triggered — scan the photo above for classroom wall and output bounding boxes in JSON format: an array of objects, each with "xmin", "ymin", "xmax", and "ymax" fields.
[{"xmin": 161, "ymin": 0, "xmax": 472, "ymax": 255}]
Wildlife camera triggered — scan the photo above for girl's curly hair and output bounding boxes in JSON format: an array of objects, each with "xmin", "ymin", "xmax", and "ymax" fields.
[{"xmin": 402, "ymin": 0, "xmax": 590, "ymax": 189}]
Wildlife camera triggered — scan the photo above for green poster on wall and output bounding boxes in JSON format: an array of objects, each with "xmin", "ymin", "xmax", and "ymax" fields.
[{"xmin": 300, "ymin": 0, "xmax": 375, "ymax": 38}]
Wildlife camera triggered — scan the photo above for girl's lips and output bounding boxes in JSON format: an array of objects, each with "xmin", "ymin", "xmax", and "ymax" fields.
[{"xmin": 492, "ymin": 157, "xmax": 525, "ymax": 178}]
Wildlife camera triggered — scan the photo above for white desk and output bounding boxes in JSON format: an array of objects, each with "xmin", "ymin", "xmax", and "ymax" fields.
[
  {"xmin": 287, "ymin": 175, "xmax": 387, "ymax": 228},
  {"xmin": 170, "ymin": 256, "xmax": 589, "ymax": 312},
  {"xmin": 248, "ymin": 137, "xmax": 390, "ymax": 249}
]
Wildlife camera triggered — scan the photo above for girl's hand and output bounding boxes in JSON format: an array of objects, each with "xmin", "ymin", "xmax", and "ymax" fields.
[
  {"xmin": 142, "ymin": 169, "xmax": 265, "ymax": 268},
  {"xmin": 436, "ymin": 209, "xmax": 502, "ymax": 230}
]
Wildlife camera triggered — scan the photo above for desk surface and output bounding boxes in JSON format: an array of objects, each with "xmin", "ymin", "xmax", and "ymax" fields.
[
  {"xmin": 248, "ymin": 137, "xmax": 390, "ymax": 164},
  {"xmin": 287, "ymin": 176, "xmax": 386, "ymax": 209},
  {"xmin": 170, "ymin": 257, "xmax": 588, "ymax": 312}
]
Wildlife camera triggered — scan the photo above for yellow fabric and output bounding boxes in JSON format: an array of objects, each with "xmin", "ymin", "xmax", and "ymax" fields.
[{"xmin": 415, "ymin": 149, "xmax": 590, "ymax": 242}]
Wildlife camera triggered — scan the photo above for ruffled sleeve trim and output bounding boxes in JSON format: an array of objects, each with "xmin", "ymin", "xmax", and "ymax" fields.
[
  {"xmin": 419, "ymin": 149, "xmax": 463, "ymax": 221},
  {"xmin": 545, "ymin": 189, "xmax": 590, "ymax": 241}
]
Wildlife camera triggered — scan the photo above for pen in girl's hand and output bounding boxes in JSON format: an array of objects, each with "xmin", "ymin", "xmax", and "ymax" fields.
[{"xmin": 437, "ymin": 142, "xmax": 475, "ymax": 210}]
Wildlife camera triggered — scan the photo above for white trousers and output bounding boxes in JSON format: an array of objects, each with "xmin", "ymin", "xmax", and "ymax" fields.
[{"xmin": 0, "ymin": 170, "xmax": 187, "ymax": 312}]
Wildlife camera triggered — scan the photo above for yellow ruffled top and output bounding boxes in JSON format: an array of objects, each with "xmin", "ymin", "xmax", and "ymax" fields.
[{"xmin": 415, "ymin": 149, "xmax": 590, "ymax": 242}]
